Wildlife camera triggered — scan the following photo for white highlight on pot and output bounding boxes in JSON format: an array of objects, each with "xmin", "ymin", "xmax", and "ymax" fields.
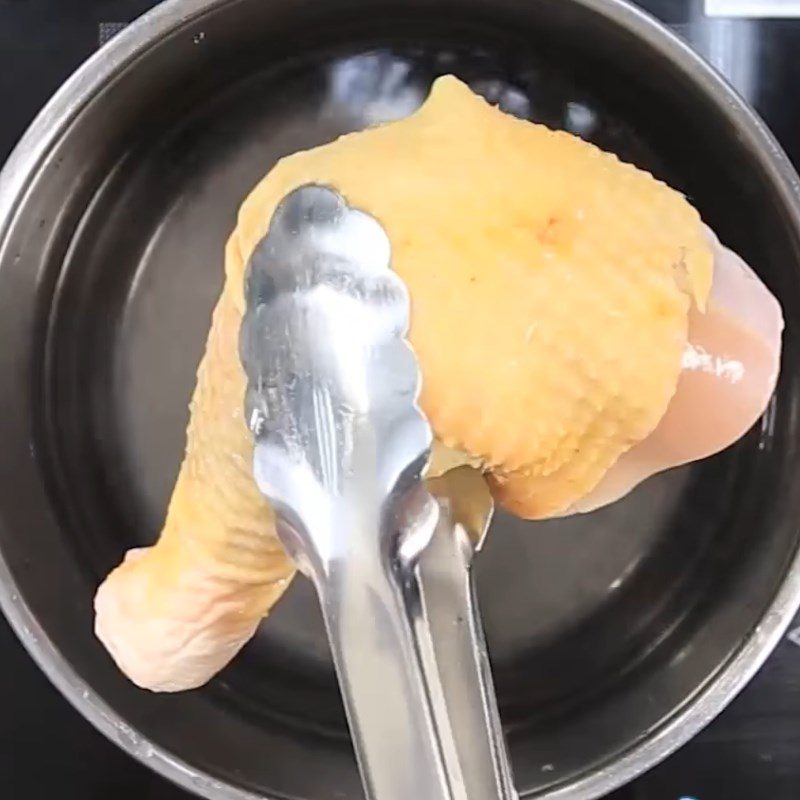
[{"xmin": 787, "ymin": 625, "xmax": 800, "ymax": 648}]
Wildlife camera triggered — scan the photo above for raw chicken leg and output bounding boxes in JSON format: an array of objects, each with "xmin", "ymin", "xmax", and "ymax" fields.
[{"xmin": 95, "ymin": 76, "xmax": 782, "ymax": 692}]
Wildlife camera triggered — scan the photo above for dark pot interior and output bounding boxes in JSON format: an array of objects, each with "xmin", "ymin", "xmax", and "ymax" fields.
[{"xmin": 1, "ymin": 0, "xmax": 800, "ymax": 798}]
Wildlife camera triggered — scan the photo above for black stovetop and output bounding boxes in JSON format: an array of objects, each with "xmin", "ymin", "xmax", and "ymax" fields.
[{"xmin": 1, "ymin": 1, "xmax": 800, "ymax": 798}]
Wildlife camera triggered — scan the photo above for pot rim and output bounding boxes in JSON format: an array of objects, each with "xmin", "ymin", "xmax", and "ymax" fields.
[{"xmin": 1, "ymin": 1, "xmax": 800, "ymax": 799}]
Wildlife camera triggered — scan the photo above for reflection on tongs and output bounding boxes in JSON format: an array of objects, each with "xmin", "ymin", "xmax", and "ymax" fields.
[{"xmin": 240, "ymin": 184, "xmax": 517, "ymax": 800}]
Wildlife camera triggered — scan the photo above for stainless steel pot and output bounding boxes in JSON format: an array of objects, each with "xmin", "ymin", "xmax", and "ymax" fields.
[{"xmin": 2, "ymin": 1, "xmax": 800, "ymax": 798}]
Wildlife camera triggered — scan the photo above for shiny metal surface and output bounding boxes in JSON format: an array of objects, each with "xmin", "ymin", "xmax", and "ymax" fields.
[
  {"xmin": 706, "ymin": 1, "xmax": 800, "ymax": 17},
  {"xmin": 240, "ymin": 184, "xmax": 514, "ymax": 800},
  {"xmin": 1, "ymin": 1, "xmax": 800, "ymax": 800}
]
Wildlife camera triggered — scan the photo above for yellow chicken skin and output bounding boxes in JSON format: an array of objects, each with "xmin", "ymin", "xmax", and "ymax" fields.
[{"xmin": 94, "ymin": 76, "xmax": 712, "ymax": 691}]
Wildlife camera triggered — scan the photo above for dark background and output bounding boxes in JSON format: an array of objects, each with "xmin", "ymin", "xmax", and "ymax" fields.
[{"xmin": 1, "ymin": 1, "xmax": 799, "ymax": 798}]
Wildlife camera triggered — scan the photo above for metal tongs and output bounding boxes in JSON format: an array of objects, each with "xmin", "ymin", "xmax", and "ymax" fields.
[{"xmin": 240, "ymin": 185, "xmax": 517, "ymax": 800}]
